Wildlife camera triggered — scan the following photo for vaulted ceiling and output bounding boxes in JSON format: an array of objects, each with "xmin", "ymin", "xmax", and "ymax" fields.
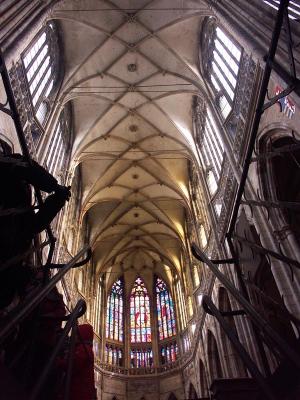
[{"xmin": 51, "ymin": 0, "xmax": 211, "ymax": 285}]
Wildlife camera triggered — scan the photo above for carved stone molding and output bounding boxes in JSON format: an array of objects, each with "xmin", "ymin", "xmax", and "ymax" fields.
[
  {"xmin": 228, "ymin": 53, "xmax": 256, "ymax": 146},
  {"xmin": 9, "ymin": 62, "xmax": 37, "ymax": 158}
]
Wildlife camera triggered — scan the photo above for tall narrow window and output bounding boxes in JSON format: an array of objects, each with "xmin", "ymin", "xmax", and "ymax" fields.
[
  {"xmin": 262, "ymin": 1, "xmax": 300, "ymax": 19},
  {"xmin": 44, "ymin": 105, "xmax": 71, "ymax": 182},
  {"xmin": 156, "ymin": 277, "xmax": 176, "ymax": 340},
  {"xmin": 192, "ymin": 265, "xmax": 200, "ymax": 287},
  {"xmin": 198, "ymin": 108, "xmax": 224, "ymax": 197},
  {"xmin": 106, "ymin": 278, "xmax": 124, "ymax": 342},
  {"xmin": 199, "ymin": 225, "xmax": 208, "ymax": 248},
  {"xmin": 94, "ymin": 279, "xmax": 102, "ymax": 335},
  {"xmin": 203, "ymin": 23, "xmax": 241, "ymax": 119},
  {"xmin": 130, "ymin": 277, "xmax": 151, "ymax": 343},
  {"xmin": 130, "ymin": 348, "xmax": 153, "ymax": 368},
  {"xmin": 175, "ymin": 279, "xmax": 187, "ymax": 330},
  {"xmin": 105, "ymin": 345, "xmax": 123, "ymax": 366},
  {"xmin": 161, "ymin": 342, "xmax": 178, "ymax": 364},
  {"xmin": 23, "ymin": 23, "xmax": 60, "ymax": 126}
]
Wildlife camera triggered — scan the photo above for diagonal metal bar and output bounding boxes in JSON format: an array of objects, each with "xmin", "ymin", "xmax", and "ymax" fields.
[
  {"xmin": 241, "ymin": 198, "xmax": 300, "ymax": 211},
  {"xmin": 202, "ymin": 295, "xmax": 277, "ymax": 400},
  {"xmin": 233, "ymin": 233, "xmax": 300, "ymax": 269},
  {"xmin": 0, "ymin": 102, "xmax": 12, "ymax": 116},
  {"xmin": 228, "ymin": 0, "xmax": 291, "ymax": 237},
  {"xmin": 29, "ymin": 299, "xmax": 86, "ymax": 400},
  {"xmin": 191, "ymin": 242, "xmax": 300, "ymax": 369},
  {"xmin": 0, "ymin": 51, "xmax": 56, "ymax": 263},
  {"xmin": 251, "ymin": 142, "xmax": 300, "ymax": 161},
  {"xmin": 262, "ymin": 84, "xmax": 296, "ymax": 111},
  {"xmin": 283, "ymin": 5, "xmax": 296, "ymax": 79},
  {"xmin": 0, "ymin": 245, "xmax": 90, "ymax": 344}
]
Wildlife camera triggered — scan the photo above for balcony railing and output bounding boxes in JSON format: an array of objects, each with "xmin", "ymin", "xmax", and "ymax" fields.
[{"xmin": 95, "ymin": 358, "xmax": 183, "ymax": 376}]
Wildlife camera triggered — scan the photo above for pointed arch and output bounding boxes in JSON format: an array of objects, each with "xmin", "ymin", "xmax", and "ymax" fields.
[
  {"xmin": 199, "ymin": 358, "xmax": 209, "ymax": 398},
  {"xmin": 207, "ymin": 330, "xmax": 223, "ymax": 380},
  {"xmin": 156, "ymin": 276, "xmax": 176, "ymax": 340},
  {"xmin": 130, "ymin": 277, "xmax": 151, "ymax": 343},
  {"xmin": 218, "ymin": 287, "xmax": 247, "ymax": 377},
  {"xmin": 259, "ymin": 133, "xmax": 300, "ymax": 246},
  {"xmin": 22, "ymin": 22, "xmax": 62, "ymax": 132},
  {"xmin": 188, "ymin": 383, "xmax": 198, "ymax": 400},
  {"xmin": 106, "ymin": 277, "xmax": 124, "ymax": 342},
  {"xmin": 202, "ymin": 19, "xmax": 242, "ymax": 119}
]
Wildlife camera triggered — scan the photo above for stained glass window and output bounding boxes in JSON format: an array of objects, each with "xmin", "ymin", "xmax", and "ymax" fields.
[
  {"xmin": 156, "ymin": 278, "xmax": 176, "ymax": 340},
  {"xmin": 106, "ymin": 278, "xmax": 124, "ymax": 342},
  {"xmin": 105, "ymin": 344, "xmax": 123, "ymax": 366},
  {"xmin": 130, "ymin": 348, "xmax": 153, "ymax": 368},
  {"xmin": 130, "ymin": 277, "xmax": 151, "ymax": 343},
  {"xmin": 161, "ymin": 342, "xmax": 178, "ymax": 364}
]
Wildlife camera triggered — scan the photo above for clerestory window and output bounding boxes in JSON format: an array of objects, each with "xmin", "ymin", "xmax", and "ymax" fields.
[
  {"xmin": 203, "ymin": 22, "xmax": 241, "ymax": 119},
  {"xmin": 263, "ymin": 0, "xmax": 300, "ymax": 19},
  {"xmin": 22, "ymin": 23, "xmax": 60, "ymax": 127},
  {"xmin": 199, "ymin": 108, "xmax": 224, "ymax": 197},
  {"xmin": 44, "ymin": 105, "xmax": 71, "ymax": 183}
]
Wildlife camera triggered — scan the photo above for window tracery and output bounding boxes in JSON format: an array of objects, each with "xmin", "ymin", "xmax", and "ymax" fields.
[
  {"xmin": 199, "ymin": 225, "xmax": 208, "ymax": 248},
  {"xmin": 106, "ymin": 278, "xmax": 124, "ymax": 342},
  {"xmin": 130, "ymin": 277, "xmax": 151, "ymax": 343},
  {"xmin": 105, "ymin": 344, "xmax": 123, "ymax": 366},
  {"xmin": 156, "ymin": 277, "xmax": 176, "ymax": 340},
  {"xmin": 22, "ymin": 23, "xmax": 60, "ymax": 127},
  {"xmin": 175, "ymin": 279, "xmax": 187, "ymax": 330},
  {"xmin": 130, "ymin": 348, "xmax": 153, "ymax": 368},
  {"xmin": 263, "ymin": 0, "xmax": 300, "ymax": 19},
  {"xmin": 160, "ymin": 342, "xmax": 178, "ymax": 364},
  {"xmin": 197, "ymin": 107, "xmax": 224, "ymax": 199},
  {"xmin": 44, "ymin": 105, "xmax": 71, "ymax": 183},
  {"xmin": 104, "ymin": 276, "xmax": 182, "ymax": 368},
  {"xmin": 202, "ymin": 20, "xmax": 241, "ymax": 119}
]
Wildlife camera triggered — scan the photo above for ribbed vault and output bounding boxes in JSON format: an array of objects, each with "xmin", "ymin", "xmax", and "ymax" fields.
[{"xmin": 50, "ymin": 0, "xmax": 210, "ymax": 285}]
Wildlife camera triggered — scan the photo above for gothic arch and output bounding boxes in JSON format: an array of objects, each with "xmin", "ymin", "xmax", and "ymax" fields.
[
  {"xmin": 199, "ymin": 358, "xmax": 209, "ymax": 398},
  {"xmin": 188, "ymin": 383, "xmax": 198, "ymax": 400},
  {"xmin": 258, "ymin": 131, "xmax": 300, "ymax": 244},
  {"xmin": 201, "ymin": 17, "xmax": 242, "ymax": 120},
  {"xmin": 21, "ymin": 21, "xmax": 63, "ymax": 137},
  {"xmin": 218, "ymin": 287, "xmax": 247, "ymax": 377},
  {"xmin": 207, "ymin": 329, "xmax": 223, "ymax": 381},
  {"xmin": 253, "ymin": 256, "xmax": 297, "ymax": 348}
]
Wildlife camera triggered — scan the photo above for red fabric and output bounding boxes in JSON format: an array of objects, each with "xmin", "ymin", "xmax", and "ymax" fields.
[
  {"xmin": 58, "ymin": 324, "xmax": 96, "ymax": 400},
  {"xmin": 135, "ymin": 311, "xmax": 140, "ymax": 324},
  {"xmin": 39, "ymin": 287, "xmax": 66, "ymax": 346}
]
